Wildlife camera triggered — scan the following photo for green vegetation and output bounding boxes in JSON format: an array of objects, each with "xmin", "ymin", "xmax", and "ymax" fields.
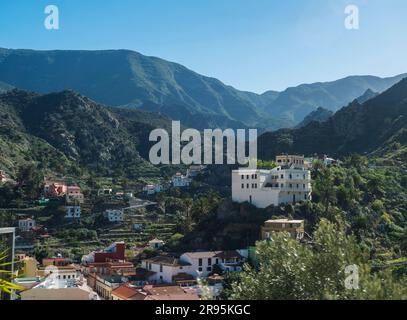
[{"xmin": 227, "ymin": 219, "xmax": 407, "ymax": 300}]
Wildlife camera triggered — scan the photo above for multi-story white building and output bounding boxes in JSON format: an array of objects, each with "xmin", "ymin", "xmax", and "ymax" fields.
[
  {"xmin": 65, "ymin": 206, "xmax": 81, "ymax": 219},
  {"xmin": 171, "ymin": 173, "xmax": 191, "ymax": 188},
  {"xmin": 18, "ymin": 218, "xmax": 36, "ymax": 232},
  {"xmin": 232, "ymin": 155, "xmax": 312, "ymax": 209},
  {"xmin": 141, "ymin": 250, "xmax": 246, "ymax": 284},
  {"xmin": 105, "ymin": 209, "xmax": 124, "ymax": 222}
]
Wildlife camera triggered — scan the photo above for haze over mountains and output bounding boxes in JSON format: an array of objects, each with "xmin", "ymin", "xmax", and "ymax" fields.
[
  {"xmin": 257, "ymin": 78, "xmax": 407, "ymax": 164},
  {"xmin": 0, "ymin": 48, "xmax": 406, "ymax": 130}
]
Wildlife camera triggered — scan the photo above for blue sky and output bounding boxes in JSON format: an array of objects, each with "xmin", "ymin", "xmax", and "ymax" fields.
[{"xmin": 1, "ymin": 0, "xmax": 406, "ymax": 93}]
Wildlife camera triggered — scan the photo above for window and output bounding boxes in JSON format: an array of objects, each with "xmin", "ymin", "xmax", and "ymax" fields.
[
  {"xmin": 242, "ymin": 184, "xmax": 244, "ymax": 189},
  {"xmin": 208, "ymin": 258, "xmax": 212, "ymax": 265},
  {"xmin": 207, "ymin": 267, "xmax": 212, "ymax": 272},
  {"xmin": 199, "ymin": 258, "xmax": 202, "ymax": 266},
  {"xmin": 304, "ymin": 194, "xmax": 307, "ymax": 200},
  {"xmin": 198, "ymin": 267, "xmax": 203, "ymax": 272},
  {"xmin": 246, "ymin": 175, "xmax": 249, "ymax": 179},
  {"xmin": 247, "ymin": 184, "xmax": 249, "ymax": 189},
  {"xmin": 215, "ymin": 258, "xmax": 219, "ymax": 264},
  {"xmin": 160, "ymin": 264, "xmax": 163, "ymax": 273},
  {"xmin": 281, "ymin": 174, "xmax": 284, "ymax": 179},
  {"xmin": 241, "ymin": 175, "xmax": 244, "ymax": 180}
]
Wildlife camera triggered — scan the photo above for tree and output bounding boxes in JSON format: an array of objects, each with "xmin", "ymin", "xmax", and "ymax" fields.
[
  {"xmin": 229, "ymin": 219, "xmax": 407, "ymax": 300},
  {"xmin": 16, "ymin": 164, "xmax": 43, "ymax": 199}
]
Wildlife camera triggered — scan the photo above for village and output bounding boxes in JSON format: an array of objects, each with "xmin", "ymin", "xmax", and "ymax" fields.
[{"xmin": 1, "ymin": 154, "xmax": 338, "ymax": 300}]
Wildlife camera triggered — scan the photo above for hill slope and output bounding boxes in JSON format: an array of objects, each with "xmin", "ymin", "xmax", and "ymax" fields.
[
  {"xmin": 0, "ymin": 48, "xmax": 405, "ymax": 129},
  {"xmin": 263, "ymin": 74, "xmax": 407, "ymax": 124},
  {"xmin": 258, "ymin": 77, "xmax": 407, "ymax": 160},
  {"xmin": 0, "ymin": 89, "xmax": 172, "ymax": 178}
]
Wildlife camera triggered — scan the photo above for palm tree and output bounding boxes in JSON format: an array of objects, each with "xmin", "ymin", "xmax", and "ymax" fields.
[{"xmin": 0, "ymin": 250, "xmax": 24, "ymax": 298}]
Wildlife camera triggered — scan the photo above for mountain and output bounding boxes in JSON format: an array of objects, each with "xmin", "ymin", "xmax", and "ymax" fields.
[
  {"xmin": 0, "ymin": 89, "xmax": 172, "ymax": 178},
  {"xmin": 257, "ymin": 77, "xmax": 407, "ymax": 160},
  {"xmin": 262, "ymin": 74, "xmax": 407, "ymax": 124},
  {"xmin": 0, "ymin": 48, "xmax": 405, "ymax": 130},
  {"xmin": 295, "ymin": 107, "xmax": 334, "ymax": 128},
  {"xmin": 356, "ymin": 89, "xmax": 379, "ymax": 104},
  {"xmin": 0, "ymin": 48, "xmax": 280, "ymax": 130},
  {"xmin": 0, "ymin": 81, "xmax": 13, "ymax": 93}
]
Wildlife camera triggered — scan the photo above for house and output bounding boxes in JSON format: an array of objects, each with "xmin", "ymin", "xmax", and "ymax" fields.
[
  {"xmin": 18, "ymin": 218, "xmax": 36, "ymax": 232},
  {"xmin": 111, "ymin": 284, "xmax": 144, "ymax": 300},
  {"xmin": 143, "ymin": 284, "xmax": 199, "ymax": 300},
  {"xmin": 141, "ymin": 250, "xmax": 247, "ymax": 284},
  {"xmin": 20, "ymin": 277, "xmax": 99, "ymax": 300},
  {"xmin": 94, "ymin": 274, "xmax": 127, "ymax": 300},
  {"xmin": 44, "ymin": 179, "xmax": 68, "ymax": 197},
  {"xmin": 65, "ymin": 186, "xmax": 84, "ymax": 204},
  {"xmin": 261, "ymin": 219, "xmax": 305, "ymax": 240},
  {"xmin": 171, "ymin": 172, "xmax": 192, "ymax": 188},
  {"xmin": 83, "ymin": 261, "xmax": 135, "ymax": 277},
  {"xmin": 21, "ymin": 256, "xmax": 39, "ymax": 278},
  {"xmin": 98, "ymin": 188, "xmax": 113, "ymax": 196},
  {"xmin": 65, "ymin": 206, "xmax": 81, "ymax": 219},
  {"xmin": 111, "ymin": 284, "xmax": 200, "ymax": 300},
  {"xmin": 143, "ymin": 184, "xmax": 162, "ymax": 195},
  {"xmin": 214, "ymin": 251, "xmax": 245, "ymax": 272},
  {"xmin": 142, "ymin": 256, "xmax": 191, "ymax": 284},
  {"xmin": 42, "ymin": 257, "xmax": 73, "ymax": 267},
  {"xmin": 82, "ymin": 242, "xmax": 126, "ymax": 264},
  {"xmin": 36, "ymin": 265, "xmax": 81, "ymax": 281},
  {"xmin": 148, "ymin": 238, "xmax": 165, "ymax": 250},
  {"xmin": 232, "ymin": 155, "xmax": 312, "ymax": 209},
  {"xmin": 104, "ymin": 209, "xmax": 124, "ymax": 222}
]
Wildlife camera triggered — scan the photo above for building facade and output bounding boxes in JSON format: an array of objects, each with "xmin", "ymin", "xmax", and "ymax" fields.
[
  {"xmin": 232, "ymin": 155, "xmax": 312, "ymax": 209},
  {"xmin": 65, "ymin": 206, "xmax": 81, "ymax": 219},
  {"xmin": 261, "ymin": 219, "xmax": 305, "ymax": 240}
]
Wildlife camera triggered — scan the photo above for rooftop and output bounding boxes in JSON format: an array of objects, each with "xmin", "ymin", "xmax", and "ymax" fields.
[
  {"xmin": 144, "ymin": 256, "xmax": 191, "ymax": 267},
  {"xmin": 265, "ymin": 219, "xmax": 304, "ymax": 224}
]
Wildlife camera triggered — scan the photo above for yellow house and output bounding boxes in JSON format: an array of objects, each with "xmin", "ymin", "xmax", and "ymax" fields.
[{"xmin": 261, "ymin": 219, "xmax": 305, "ymax": 240}]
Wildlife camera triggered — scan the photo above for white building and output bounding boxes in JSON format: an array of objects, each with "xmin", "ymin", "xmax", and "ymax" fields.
[
  {"xmin": 142, "ymin": 256, "xmax": 192, "ymax": 284},
  {"xmin": 141, "ymin": 250, "xmax": 246, "ymax": 284},
  {"xmin": 232, "ymin": 155, "xmax": 312, "ymax": 209},
  {"xmin": 143, "ymin": 184, "xmax": 162, "ymax": 195},
  {"xmin": 148, "ymin": 238, "xmax": 165, "ymax": 250},
  {"xmin": 18, "ymin": 218, "xmax": 36, "ymax": 232},
  {"xmin": 105, "ymin": 209, "xmax": 124, "ymax": 222},
  {"xmin": 172, "ymin": 173, "xmax": 192, "ymax": 188},
  {"xmin": 65, "ymin": 206, "xmax": 81, "ymax": 219}
]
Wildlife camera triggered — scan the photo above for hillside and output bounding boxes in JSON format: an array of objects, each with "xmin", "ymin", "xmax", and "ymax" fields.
[
  {"xmin": 295, "ymin": 107, "xmax": 334, "ymax": 128},
  {"xmin": 262, "ymin": 74, "xmax": 407, "ymax": 124},
  {"xmin": 257, "ymin": 77, "xmax": 407, "ymax": 160},
  {"xmin": 0, "ymin": 48, "xmax": 405, "ymax": 129},
  {"xmin": 0, "ymin": 89, "xmax": 173, "ymax": 178},
  {"xmin": 0, "ymin": 81, "xmax": 13, "ymax": 93},
  {"xmin": 0, "ymin": 48, "xmax": 280, "ymax": 130}
]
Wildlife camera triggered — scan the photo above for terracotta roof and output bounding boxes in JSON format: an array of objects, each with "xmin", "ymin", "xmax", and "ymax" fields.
[
  {"xmin": 143, "ymin": 285, "xmax": 199, "ymax": 300},
  {"xmin": 112, "ymin": 285, "xmax": 145, "ymax": 300}
]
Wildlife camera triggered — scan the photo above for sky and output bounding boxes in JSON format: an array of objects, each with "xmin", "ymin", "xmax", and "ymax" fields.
[{"xmin": 0, "ymin": 0, "xmax": 407, "ymax": 93}]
